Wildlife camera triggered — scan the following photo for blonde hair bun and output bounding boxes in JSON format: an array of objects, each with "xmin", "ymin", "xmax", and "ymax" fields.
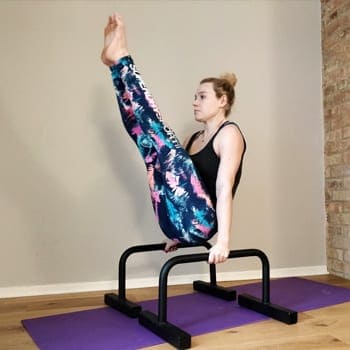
[{"xmin": 220, "ymin": 73, "xmax": 237, "ymax": 88}]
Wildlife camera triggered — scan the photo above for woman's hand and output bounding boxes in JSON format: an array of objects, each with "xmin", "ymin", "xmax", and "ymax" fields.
[{"xmin": 208, "ymin": 241, "xmax": 229, "ymax": 264}]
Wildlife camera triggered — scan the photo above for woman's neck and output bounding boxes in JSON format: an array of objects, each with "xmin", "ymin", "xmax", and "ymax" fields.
[
  {"xmin": 199, "ymin": 116, "xmax": 227, "ymax": 143},
  {"xmin": 203, "ymin": 116, "xmax": 227, "ymax": 134}
]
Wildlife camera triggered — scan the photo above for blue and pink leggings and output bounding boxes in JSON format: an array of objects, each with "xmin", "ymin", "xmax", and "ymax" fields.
[{"xmin": 110, "ymin": 56, "xmax": 217, "ymax": 244}]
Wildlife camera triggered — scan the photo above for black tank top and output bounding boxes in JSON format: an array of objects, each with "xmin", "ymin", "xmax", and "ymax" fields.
[{"xmin": 186, "ymin": 121, "xmax": 246, "ymax": 206}]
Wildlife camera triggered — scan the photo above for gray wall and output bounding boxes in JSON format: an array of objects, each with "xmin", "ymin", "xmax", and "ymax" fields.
[{"xmin": 0, "ymin": 0, "xmax": 325, "ymax": 294}]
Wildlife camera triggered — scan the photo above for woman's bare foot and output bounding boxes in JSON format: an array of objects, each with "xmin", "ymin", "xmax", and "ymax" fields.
[
  {"xmin": 101, "ymin": 13, "xmax": 129, "ymax": 66},
  {"xmin": 164, "ymin": 239, "xmax": 180, "ymax": 253}
]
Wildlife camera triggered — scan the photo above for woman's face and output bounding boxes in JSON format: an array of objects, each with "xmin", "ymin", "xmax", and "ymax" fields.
[{"xmin": 193, "ymin": 82, "xmax": 225, "ymax": 122}]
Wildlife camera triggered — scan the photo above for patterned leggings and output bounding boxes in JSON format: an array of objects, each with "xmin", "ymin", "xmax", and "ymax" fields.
[{"xmin": 110, "ymin": 56, "xmax": 217, "ymax": 243}]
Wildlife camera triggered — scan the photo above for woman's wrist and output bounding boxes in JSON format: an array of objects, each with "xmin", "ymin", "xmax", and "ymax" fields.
[{"xmin": 215, "ymin": 234, "xmax": 230, "ymax": 247}]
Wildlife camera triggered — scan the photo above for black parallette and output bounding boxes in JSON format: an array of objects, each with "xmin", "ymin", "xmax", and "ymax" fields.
[{"xmin": 105, "ymin": 243, "xmax": 298, "ymax": 349}]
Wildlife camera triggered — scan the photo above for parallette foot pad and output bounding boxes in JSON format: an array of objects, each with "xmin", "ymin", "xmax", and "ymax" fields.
[
  {"xmin": 104, "ymin": 293, "xmax": 141, "ymax": 318},
  {"xmin": 238, "ymin": 293, "xmax": 298, "ymax": 324},
  {"xmin": 139, "ymin": 310, "xmax": 191, "ymax": 349},
  {"xmin": 193, "ymin": 280, "xmax": 236, "ymax": 301}
]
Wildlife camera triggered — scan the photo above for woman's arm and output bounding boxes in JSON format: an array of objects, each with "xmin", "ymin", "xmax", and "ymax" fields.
[{"xmin": 208, "ymin": 125, "xmax": 245, "ymax": 264}]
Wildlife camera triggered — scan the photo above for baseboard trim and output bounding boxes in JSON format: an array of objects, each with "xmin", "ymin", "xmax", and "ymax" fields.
[{"xmin": 0, "ymin": 265, "xmax": 328, "ymax": 298}]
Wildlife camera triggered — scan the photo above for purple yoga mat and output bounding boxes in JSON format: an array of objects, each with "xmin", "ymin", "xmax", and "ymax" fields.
[{"xmin": 22, "ymin": 277, "xmax": 350, "ymax": 350}]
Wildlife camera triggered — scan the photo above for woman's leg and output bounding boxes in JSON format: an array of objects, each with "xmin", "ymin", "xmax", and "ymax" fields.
[
  {"xmin": 113, "ymin": 71, "xmax": 157, "ymax": 163},
  {"xmin": 103, "ymin": 14, "xmax": 217, "ymax": 243},
  {"xmin": 111, "ymin": 57, "xmax": 217, "ymax": 243}
]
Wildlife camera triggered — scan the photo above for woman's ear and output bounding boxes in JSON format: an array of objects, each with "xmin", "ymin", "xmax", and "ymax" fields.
[{"xmin": 220, "ymin": 94, "xmax": 228, "ymax": 108}]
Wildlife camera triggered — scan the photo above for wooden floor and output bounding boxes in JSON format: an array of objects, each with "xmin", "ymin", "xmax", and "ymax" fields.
[{"xmin": 1, "ymin": 275, "xmax": 350, "ymax": 349}]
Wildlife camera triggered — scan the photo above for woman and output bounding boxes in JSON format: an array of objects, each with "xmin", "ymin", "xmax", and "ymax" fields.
[{"xmin": 101, "ymin": 13, "xmax": 246, "ymax": 264}]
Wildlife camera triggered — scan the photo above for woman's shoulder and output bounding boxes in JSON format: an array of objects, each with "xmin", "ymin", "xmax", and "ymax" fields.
[
  {"xmin": 217, "ymin": 122, "xmax": 244, "ymax": 139},
  {"xmin": 215, "ymin": 121, "xmax": 246, "ymax": 150},
  {"xmin": 222, "ymin": 121, "xmax": 242, "ymax": 132}
]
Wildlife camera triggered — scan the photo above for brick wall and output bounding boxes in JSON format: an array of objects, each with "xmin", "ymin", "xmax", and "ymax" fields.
[{"xmin": 322, "ymin": 0, "xmax": 350, "ymax": 278}]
